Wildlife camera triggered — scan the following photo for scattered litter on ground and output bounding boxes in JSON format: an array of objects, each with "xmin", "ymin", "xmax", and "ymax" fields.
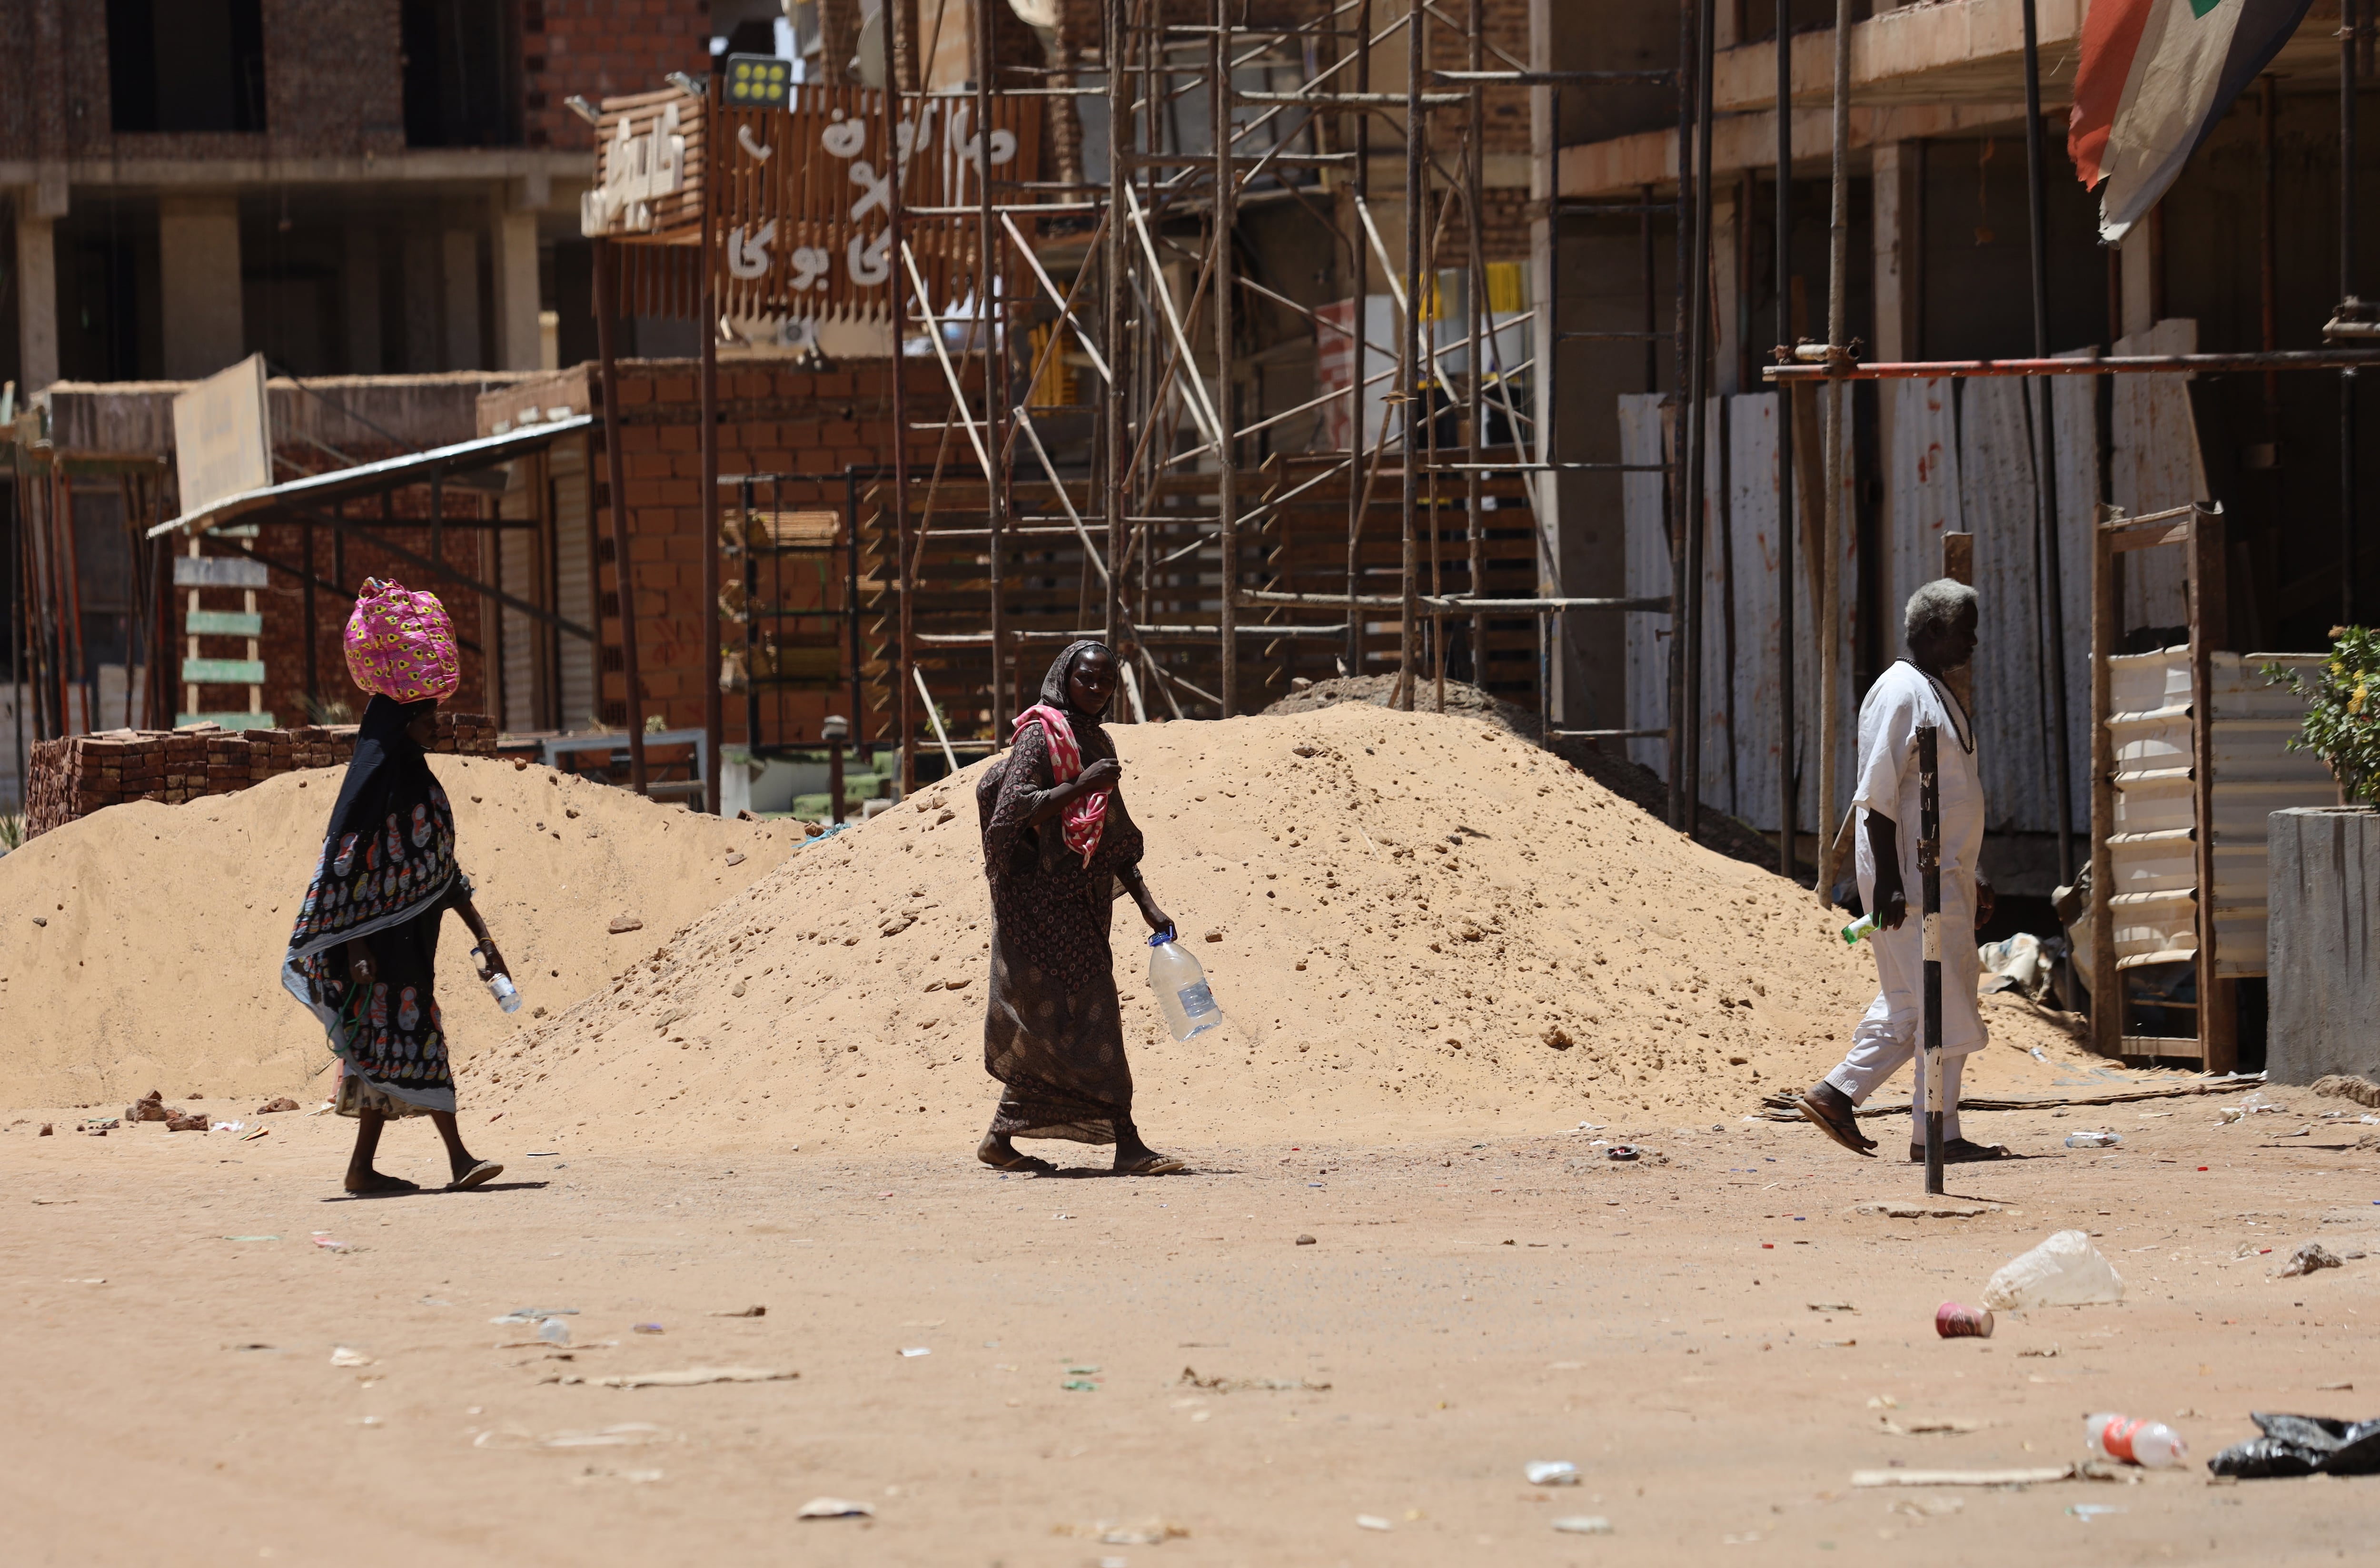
[
  {"xmin": 1852, "ymin": 1467, "xmax": 2075, "ymax": 1488},
  {"xmin": 1354, "ymin": 1515, "xmax": 1393, "ymax": 1531},
  {"xmin": 2065, "ymin": 1130, "xmax": 2121, "ymax": 1148},
  {"xmin": 1983, "ymin": 1231, "xmax": 2125, "ymax": 1310},
  {"xmin": 2278, "ymin": 1243, "xmax": 2344, "ymax": 1278},
  {"xmin": 707, "ymin": 1305, "xmax": 766, "ymax": 1318},
  {"xmin": 559, "ymin": 1366, "xmax": 800, "ymax": 1389},
  {"xmin": 2067, "ymin": 1504, "xmax": 2127, "ymax": 1520},
  {"xmin": 898, "ymin": 1346, "xmax": 931, "ymax": 1357},
  {"xmin": 633, "ymin": 1323, "xmax": 664, "ymax": 1334},
  {"xmin": 1053, "ymin": 1521, "xmax": 1190, "ymax": 1545},
  {"xmin": 329, "ymin": 1346, "xmax": 375, "ymax": 1368},
  {"xmin": 2085, "ymin": 1414, "xmax": 2187, "ymax": 1467},
  {"xmin": 1934, "ymin": 1302, "xmax": 1994, "ymax": 1338},
  {"xmin": 1524, "ymin": 1460, "xmax": 1579, "ymax": 1486},
  {"xmin": 796, "ymin": 1498, "xmax": 873, "ymax": 1520},
  {"xmin": 2209, "ymin": 1414, "xmax": 2380, "ymax": 1478},
  {"xmin": 1551, "ymin": 1516, "xmax": 1614, "ymax": 1535},
  {"xmin": 1294, "ymin": 1233, "xmax": 1316, "ymax": 1245},
  {"xmin": 539, "ymin": 1318, "xmax": 572, "ymax": 1345},
  {"xmin": 1877, "ymin": 1417, "xmax": 1987, "ymax": 1436},
  {"xmin": 1180, "ymin": 1366, "xmax": 1331, "ymax": 1392}
]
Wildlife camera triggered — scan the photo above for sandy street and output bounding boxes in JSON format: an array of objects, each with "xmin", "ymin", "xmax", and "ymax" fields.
[{"xmin": 4, "ymin": 1095, "xmax": 2374, "ymax": 1566}]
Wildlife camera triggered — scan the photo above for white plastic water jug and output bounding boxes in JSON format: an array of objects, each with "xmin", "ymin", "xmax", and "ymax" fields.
[{"xmin": 1147, "ymin": 929, "xmax": 1224, "ymax": 1040}]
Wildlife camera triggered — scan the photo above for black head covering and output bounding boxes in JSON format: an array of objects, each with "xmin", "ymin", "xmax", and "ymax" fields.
[
  {"xmin": 281, "ymin": 693, "xmax": 456, "ymax": 964},
  {"xmin": 1037, "ymin": 640, "xmax": 1114, "ymax": 731},
  {"xmin": 324, "ymin": 694, "xmax": 440, "ymax": 844}
]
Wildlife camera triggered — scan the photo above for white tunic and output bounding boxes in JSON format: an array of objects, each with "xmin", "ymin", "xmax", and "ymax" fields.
[{"xmin": 1849, "ymin": 660, "xmax": 1988, "ymax": 1059}]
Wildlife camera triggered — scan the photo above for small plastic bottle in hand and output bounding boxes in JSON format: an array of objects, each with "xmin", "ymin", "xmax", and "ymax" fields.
[{"xmin": 474, "ymin": 943, "xmax": 522, "ymax": 1013}]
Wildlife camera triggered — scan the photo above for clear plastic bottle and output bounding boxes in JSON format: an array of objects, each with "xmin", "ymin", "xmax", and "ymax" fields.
[
  {"xmin": 538, "ymin": 1316, "xmax": 571, "ymax": 1346},
  {"xmin": 2085, "ymin": 1412, "xmax": 2186, "ymax": 1468},
  {"xmin": 1147, "ymin": 929, "xmax": 1224, "ymax": 1040},
  {"xmin": 474, "ymin": 945, "xmax": 522, "ymax": 1013}
]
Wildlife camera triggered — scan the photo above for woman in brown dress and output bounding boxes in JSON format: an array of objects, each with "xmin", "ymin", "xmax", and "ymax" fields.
[{"xmin": 974, "ymin": 641, "xmax": 1184, "ymax": 1175}]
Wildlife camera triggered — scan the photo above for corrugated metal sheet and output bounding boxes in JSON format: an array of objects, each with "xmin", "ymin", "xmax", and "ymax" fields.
[
  {"xmin": 1619, "ymin": 394, "xmax": 1671, "ymax": 776},
  {"xmin": 1958, "ymin": 376, "xmax": 2057, "ymax": 833},
  {"xmin": 1884, "ymin": 377, "xmax": 1962, "ymax": 639},
  {"xmin": 2206, "ymin": 651, "xmax": 2327, "ymax": 976},
  {"xmin": 1697, "ymin": 397, "xmax": 1733, "ymax": 812},
  {"xmin": 2049, "ymin": 351, "xmax": 2101, "ymax": 831}
]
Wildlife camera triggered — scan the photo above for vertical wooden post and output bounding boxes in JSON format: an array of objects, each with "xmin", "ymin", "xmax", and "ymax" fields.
[
  {"xmin": 592, "ymin": 238, "xmax": 648, "ymax": 794},
  {"xmin": 2188, "ymin": 502, "xmax": 2236, "ymax": 1073},
  {"xmin": 2089, "ymin": 502, "xmax": 2121, "ymax": 1056}
]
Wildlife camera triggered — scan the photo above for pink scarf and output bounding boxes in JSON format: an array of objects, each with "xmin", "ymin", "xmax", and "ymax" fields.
[{"xmin": 1012, "ymin": 702, "xmax": 1109, "ymax": 867}]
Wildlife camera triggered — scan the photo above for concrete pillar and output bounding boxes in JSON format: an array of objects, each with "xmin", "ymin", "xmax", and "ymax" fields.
[
  {"xmin": 1870, "ymin": 142, "xmax": 1920, "ymax": 362},
  {"xmin": 158, "ymin": 195, "xmax": 246, "ymax": 378},
  {"xmin": 343, "ymin": 222, "xmax": 383, "ymax": 374},
  {"xmin": 2119, "ymin": 221, "xmax": 2156, "ymax": 338},
  {"xmin": 492, "ymin": 207, "xmax": 543, "ymax": 372},
  {"xmin": 441, "ymin": 227, "xmax": 482, "ymax": 369},
  {"xmin": 1712, "ymin": 188, "xmax": 1741, "ymax": 397},
  {"xmin": 12, "ymin": 198, "xmax": 59, "ymax": 393},
  {"xmin": 401, "ymin": 227, "xmax": 442, "ymax": 371}
]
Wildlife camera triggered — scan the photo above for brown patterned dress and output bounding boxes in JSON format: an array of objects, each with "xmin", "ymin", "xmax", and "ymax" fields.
[{"xmin": 975, "ymin": 714, "xmax": 1148, "ymax": 1144}]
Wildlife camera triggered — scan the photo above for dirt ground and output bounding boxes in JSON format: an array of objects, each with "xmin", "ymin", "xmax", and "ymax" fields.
[{"xmin": 5, "ymin": 1085, "xmax": 2375, "ymax": 1566}]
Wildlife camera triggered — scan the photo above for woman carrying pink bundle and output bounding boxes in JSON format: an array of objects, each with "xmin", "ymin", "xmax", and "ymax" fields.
[{"xmin": 280, "ymin": 579, "xmax": 509, "ymax": 1194}]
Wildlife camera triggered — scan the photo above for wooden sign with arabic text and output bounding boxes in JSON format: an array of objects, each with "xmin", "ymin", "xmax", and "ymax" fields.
[{"xmin": 585, "ymin": 83, "xmax": 1041, "ymax": 324}]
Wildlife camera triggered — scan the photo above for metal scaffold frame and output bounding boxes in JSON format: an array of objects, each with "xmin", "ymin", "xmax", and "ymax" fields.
[{"xmin": 857, "ymin": 0, "xmax": 1692, "ymax": 810}]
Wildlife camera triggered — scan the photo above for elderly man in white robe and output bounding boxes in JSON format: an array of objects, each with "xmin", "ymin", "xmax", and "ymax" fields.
[{"xmin": 1798, "ymin": 580, "xmax": 2008, "ymax": 1163}]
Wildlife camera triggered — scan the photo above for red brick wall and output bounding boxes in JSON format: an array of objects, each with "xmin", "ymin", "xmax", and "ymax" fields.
[
  {"xmin": 524, "ymin": 0, "xmax": 714, "ymax": 151},
  {"xmin": 591, "ymin": 356, "xmax": 954, "ymax": 741}
]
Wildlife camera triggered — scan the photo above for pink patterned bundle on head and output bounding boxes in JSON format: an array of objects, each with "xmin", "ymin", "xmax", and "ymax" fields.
[
  {"xmin": 1012, "ymin": 702, "xmax": 1108, "ymax": 866},
  {"xmin": 343, "ymin": 577, "xmax": 460, "ymax": 703}
]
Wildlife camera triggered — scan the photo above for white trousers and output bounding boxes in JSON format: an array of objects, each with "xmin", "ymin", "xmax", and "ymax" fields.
[{"xmin": 1824, "ymin": 1011, "xmax": 1966, "ymax": 1143}]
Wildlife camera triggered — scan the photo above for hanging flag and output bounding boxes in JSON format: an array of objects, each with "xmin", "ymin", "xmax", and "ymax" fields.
[{"xmin": 2068, "ymin": 0, "xmax": 2317, "ymax": 243}]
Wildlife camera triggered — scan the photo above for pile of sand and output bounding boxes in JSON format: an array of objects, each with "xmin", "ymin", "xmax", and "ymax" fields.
[
  {"xmin": 483, "ymin": 705, "xmax": 2081, "ymax": 1149},
  {"xmin": 0, "ymin": 758, "xmax": 805, "ymax": 1107}
]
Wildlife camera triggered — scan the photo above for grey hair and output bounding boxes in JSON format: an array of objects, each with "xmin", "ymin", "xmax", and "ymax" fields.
[{"xmin": 1904, "ymin": 578, "xmax": 1978, "ymax": 644}]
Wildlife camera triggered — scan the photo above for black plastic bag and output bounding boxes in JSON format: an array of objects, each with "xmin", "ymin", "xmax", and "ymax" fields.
[{"xmin": 2207, "ymin": 1412, "xmax": 2380, "ymax": 1478}]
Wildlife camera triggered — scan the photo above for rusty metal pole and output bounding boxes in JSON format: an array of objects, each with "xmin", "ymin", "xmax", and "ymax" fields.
[
  {"xmin": 1775, "ymin": 0, "xmax": 1796, "ymax": 881},
  {"xmin": 1215, "ymin": 0, "xmax": 1239, "ymax": 716},
  {"xmin": 700, "ymin": 73, "xmax": 723, "ymax": 814},
  {"xmin": 592, "ymin": 238, "xmax": 648, "ymax": 795},
  {"xmin": 1398, "ymin": 0, "xmax": 1423, "ymax": 709},
  {"xmin": 1815, "ymin": 0, "xmax": 1851, "ymax": 908},
  {"xmin": 883, "ymin": 7, "xmax": 915, "ymax": 795}
]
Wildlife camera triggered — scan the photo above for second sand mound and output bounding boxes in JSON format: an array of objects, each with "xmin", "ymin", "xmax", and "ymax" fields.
[
  {"xmin": 0, "ymin": 759, "xmax": 805, "ymax": 1108},
  {"xmin": 484, "ymin": 705, "xmax": 2078, "ymax": 1149}
]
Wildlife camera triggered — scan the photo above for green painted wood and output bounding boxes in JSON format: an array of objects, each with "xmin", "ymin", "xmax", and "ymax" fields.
[
  {"xmin": 174, "ymin": 712, "xmax": 280, "ymax": 730},
  {"xmin": 185, "ymin": 611, "xmax": 264, "ymax": 637},
  {"xmin": 182, "ymin": 657, "xmax": 267, "ymax": 685}
]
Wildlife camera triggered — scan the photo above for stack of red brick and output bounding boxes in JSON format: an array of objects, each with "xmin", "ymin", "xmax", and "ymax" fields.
[{"xmin": 24, "ymin": 714, "xmax": 497, "ymax": 840}]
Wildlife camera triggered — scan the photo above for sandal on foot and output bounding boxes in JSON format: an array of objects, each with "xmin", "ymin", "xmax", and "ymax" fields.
[
  {"xmin": 1798, "ymin": 1090, "xmax": 1877, "ymax": 1157},
  {"xmin": 342, "ymin": 1173, "xmax": 420, "ymax": 1196},
  {"xmin": 1115, "ymin": 1153, "xmax": 1187, "ymax": 1176},
  {"xmin": 446, "ymin": 1159, "xmax": 505, "ymax": 1191},
  {"xmin": 1907, "ymin": 1138, "xmax": 2010, "ymax": 1164},
  {"xmin": 978, "ymin": 1141, "xmax": 1056, "ymax": 1174}
]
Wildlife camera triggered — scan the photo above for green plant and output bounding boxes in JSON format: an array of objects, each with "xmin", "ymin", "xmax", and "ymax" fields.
[
  {"xmin": 2265, "ymin": 625, "xmax": 2380, "ymax": 806},
  {"xmin": 0, "ymin": 813, "xmax": 22, "ymax": 851}
]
